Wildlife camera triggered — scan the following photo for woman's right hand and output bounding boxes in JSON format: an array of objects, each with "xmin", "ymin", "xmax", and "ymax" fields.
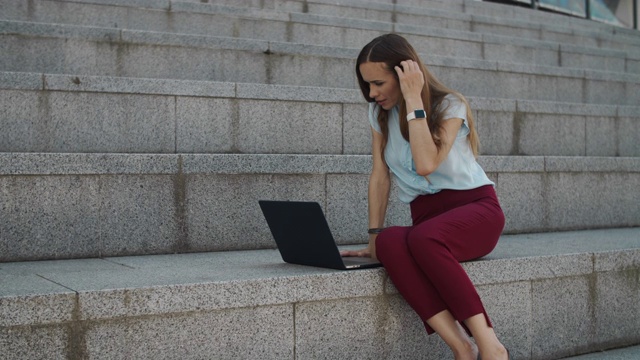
[
  {"xmin": 340, "ymin": 248, "xmax": 371, "ymax": 258},
  {"xmin": 340, "ymin": 234, "xmax": 378, "ymax": 260}
]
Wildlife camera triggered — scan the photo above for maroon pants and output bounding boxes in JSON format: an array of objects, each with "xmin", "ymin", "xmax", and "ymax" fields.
[{"xmin": 376, "ymin": 185, "xmax": 505, "ymax": 335}]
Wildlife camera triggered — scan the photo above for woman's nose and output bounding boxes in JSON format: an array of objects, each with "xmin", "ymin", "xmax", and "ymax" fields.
[{"xmin": 369, "ymin": 87, "xmax": 378, "ymax": 99}]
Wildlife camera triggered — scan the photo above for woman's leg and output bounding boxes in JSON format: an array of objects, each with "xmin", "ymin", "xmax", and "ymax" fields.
[
  {"xmin": 464, "ymin": 314, "xmax": 508, "ymax": 360},
  {"xmin": 406, "ymin": 196, "xmax": 507, "ymax": 359},
  {"xmin": 376, "ymin": 227, "xmax": 477, "ymax": 359}
]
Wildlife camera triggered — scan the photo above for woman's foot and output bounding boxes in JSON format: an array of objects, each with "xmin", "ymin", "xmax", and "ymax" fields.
[
  {"xmin": 452, "ymin": 341, "xmax": 479, "ymax": 360},
  {"xmin": 478, "ymin": 344, "xmax": 508, "ymax": 360}
]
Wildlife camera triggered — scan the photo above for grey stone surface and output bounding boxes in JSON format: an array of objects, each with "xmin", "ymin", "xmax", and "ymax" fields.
[
  {"xmin": 0, "ymin": 71, "xmax": 42, "ymax": 90},
  {"xmin": 175, "ymin": 97, "xmax": 234, "ymax": 153},
  {"xmin": 180, "ymin": 154, "xmax": 372, "ymax": 174},
  {"xmin": 294, "ymin": 297, "xmax": 390, "ymax": 359},
  {"xmin": 476, "ymin": 281, "xmax": 531, "ymax": 360},
  {"xmin": 0, "ymin": 90, "xmax": 176, "ymax": 153},
  {"xmin": 544, "ymin": 156, "xmax": 640, "ymax": 173},
  {"xmin": 0, "ymin": 175, "xmax": 102, "ymax": 261},
  {"xmin": 237, "ymin": 100, "xmax": 343, "ymax": 154},
  {"xmin": 0, "ymin": 258, "xmax": 125, "ymax": 276},
  {"xmin": 0, "ymin": 326, "xmax": 68, "ymax": 360},
  {"xmin": 235, "ymin": 82, "xmax": 361, "ymax": 103},
  {"xmin": 0, "ymin": 274, "xmax": 75, "ymax": 326},
  {"xmin": 594, "ymin": 270, "xmax": 640, "ymax": 347},
  {"xmin": 518, "ymin": 114, "xmax": 586, "ymax": 156},
  {"xmin": 474, "ymin": 109, "xmax": 515, "ymax": 155},
  {"xmin": 618, "ymin": 116, "xmax": 640, "ymax": 156},
  {"xmin": 44, "ymin": 73, "xmax": 236, "ymax": 97},
  {"xmin": 0, "ymin": 153, "xmax": 178, "ymax": 175},
  {"xmin": 325, "ymin": 174, "xmax": 411, "ymax": 244},
  {"xmin": 562, "ymin": 345, "xmax": 640, "ymax": 360},
  {"xmin": 342, "ymin": 103, "xmax": 370, "ymax": 155},
  {"xmin": 495, "ymin": 173, "xmax": 545, "ymax": 233},
  {"xmin": 99, "ymin": 175, "xmax": 178, "ymax": 256},
  {"xmin": 185, "ymin": 174, "xmax": 326, "ymax": 251},
  {"xmin": 85, "ymin": 305, "xmax": 294, "ymax": 360},
  {"xmin": 546, "ymin": 172, "xmax": 640, "ymax": 229},
  {"xmin": 531, "ymin": 276, "xmax": 594, "ymax": 359},
  {"xmin": 0, "ymin": 228, "xmax": 638, "ymax": 358}
]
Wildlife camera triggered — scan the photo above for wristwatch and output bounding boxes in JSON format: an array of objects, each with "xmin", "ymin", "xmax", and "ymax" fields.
[{"xmin": 406, "ymin": 109, "xmax": 426, "ymax": 121}]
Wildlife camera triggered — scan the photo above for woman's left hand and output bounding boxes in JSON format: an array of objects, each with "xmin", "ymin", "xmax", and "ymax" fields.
[{"xmin": 394, "ymin": 60, "xmax": 425, "ymax": 103}]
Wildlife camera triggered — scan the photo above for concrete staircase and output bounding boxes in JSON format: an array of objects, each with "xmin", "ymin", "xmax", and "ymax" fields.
[{"xmin": 1, "ymin": 0, "xmax": 639, "ymax": 359}]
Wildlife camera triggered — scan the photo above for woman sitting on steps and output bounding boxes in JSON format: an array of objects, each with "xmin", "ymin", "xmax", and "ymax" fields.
[{"xmin": 341, "ymin": 33, "xmax": 511, "ymax": 360}]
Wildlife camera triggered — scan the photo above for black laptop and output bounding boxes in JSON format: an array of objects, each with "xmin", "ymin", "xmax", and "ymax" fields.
[{"xmin": 258, "ymin": 200, "xmax": 381, "ymax": 270}]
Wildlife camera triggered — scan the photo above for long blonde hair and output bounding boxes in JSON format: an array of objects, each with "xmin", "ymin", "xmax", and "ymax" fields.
[{"xmin": 355, "ymin": 34, "xmax": 479, "ymax": 157}]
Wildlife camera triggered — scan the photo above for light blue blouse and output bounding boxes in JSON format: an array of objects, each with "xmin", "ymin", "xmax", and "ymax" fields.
[{"xmin": 369, "ymin": 94, "xmax": 494, "ymax": 203}]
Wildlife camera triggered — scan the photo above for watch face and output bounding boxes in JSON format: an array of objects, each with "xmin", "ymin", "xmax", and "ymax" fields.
[{"xmin": 415, "ymin": 110, "xmax": 426, "ymax": 118}]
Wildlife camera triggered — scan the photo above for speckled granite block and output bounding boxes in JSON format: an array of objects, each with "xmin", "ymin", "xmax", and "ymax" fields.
[
  {"xmin": 44, "ymin": 73, "xmax": 236, "ymax": 97},
  {"xmin": 176, "ymin": 97, "xmax": 234, "ymax": 153},
  {"xmin": 546, "ymin": 172, "xmax": 640, "ymax": 229},
  {"xmin": 237, "ymin": 100, "xmax": 343, "ymax": 153},
  {"xmin": 0, "ymin": 153, "xmax": 178, "ymax": 175},
  {"xmin": 85, "ymin": 305, "xmax": 293, "ymax": 360},
  {"xmin": 586, "ymin": 78, "xmax": 628, "ymax": 106},
  {"xmin": 383, "ymin": 295, "xmax": 450, "ymax": 360},
  {"xmin": 477, "ymin": 281, "xmax": 531, "ymax": 360},
  {"xmin": 180, "ymin": 154, "xmax": 372, "ymax": 175},
  {"xmin": 99, "ymin": 175, "xmax": 178, "ymax": 256},
  {"xmin": 185, "ymin": 174, "xmax": 326, "ymax": 251},
  {"xmin": 0, "ymin": 176, "xmax": 101, "ymax": 261},
  {"xmin": 235, "ymin": 83, "xmax": 361, "ymax": 103},
  {"xmin": 495, "ymin": 173, "xmax": 545, "ymax": 233},
  {"xmin": 478, "ymin": 155, "xmax": 545, "ymax": 173},
  {"xmin": 295, "ymin": 297, "xmax": 388, "ymax": 359},
  {"xmin": 0, "ymin": 71, "xmax": 42, "ymax": 90},
  {"xmin": 326, "ymin": 174, "xmax": 411, "ymax": 244},
  {"xmin": 94, "ymin": 40, "xmax": 269, "ymax": 83},
  {"xmin": 484, "ymin": 41, "xmax": 558, "ymax": 67},
  {"xmin": 594, "ymin": 270, "xmax": 640, "ymax": 346},
  {"xmin": 288, "ymin": 22, "xmax": 383, "ymax": 49},
  {"xmin": 0, "ymin": 326, "xmax": 68, "ymax": 360},
  {"xmin": 475, "ymin": 110, "xmax": 515, "ymax": 155},
  {"xmin": 0, "ymin": 90, "xmax": 42, "ymax": 152},
  {"xmin": 586, "ymin": 116, "xmax": 618, "ymax": 156},
  {"xmin": 41, "ymin": 265, "xmax": 385, "ymax": 320},
  {"xmin": 0, "ymin": 274, "xmax": 75, "ymax": 326},
  {"xmin": 465, "ymin": 253, "xmax": 593, "ymax": 285},
  {"xmin": 343, "ymin": 103, "xmax": 370, "ymax": 155},
  {"xmin": 1, "ymin": 90, "xmax": 175, "ymax": 153},
  {"xmin": 618, "ymin": 116, "xmax": 640, "ymax": 156},
  {"xmin": 531, "ymin": 276, "xmax": 594, "ymax": 359},
  {"xmin": 268, "ymin": 53, "xmax": 355, "ymax": 88},
  {"xmin": 518, "ymin": 114, "xmax": 586, "ymax": 156}
]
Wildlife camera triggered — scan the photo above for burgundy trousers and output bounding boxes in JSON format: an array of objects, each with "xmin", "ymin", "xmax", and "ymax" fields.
[{"xmin": 376, "ymin": 185, "xmax": 505, "ymax": 335}]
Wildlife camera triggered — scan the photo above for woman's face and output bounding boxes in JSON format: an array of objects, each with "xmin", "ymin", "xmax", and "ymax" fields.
[{"xmin": 359, "ymin": 61, "xmax": 401, "ymax": 110}]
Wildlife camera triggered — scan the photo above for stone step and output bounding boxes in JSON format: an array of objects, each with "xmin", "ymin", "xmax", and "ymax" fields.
[
  {"xmin": 2, "ymin": 21, "xmax": 640, "ymax": 105},
  {"xmin": 1, "ymin": 0, "xmax": 639, "ymax": 75},
  {"xmin": 562, "ymin": 345, "xmax": 640, "ymax": 359},
  {"xmin": 170, "ymin": 0, "xmax": 640, "ymax": 52},
  {"xmin": 1, "ymin": 227, "xmax": 639, "ymax": 359},
  {"xmin": 1, "ymin": 72, "xmax": 639, "ymax": 157},
  {"xmin": 1, "ymin": 152, "xmax": 639, "ymax": 261}
]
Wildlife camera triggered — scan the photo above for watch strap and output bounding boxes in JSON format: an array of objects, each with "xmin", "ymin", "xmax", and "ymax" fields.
[{"xmin": 406, "ymin": 109, "xmax": 426, "ymax": 121}]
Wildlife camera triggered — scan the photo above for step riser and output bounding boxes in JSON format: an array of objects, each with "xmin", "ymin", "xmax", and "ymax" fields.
[
  {"xmin": 2, "ymin": 155, "xmax": 639, "ymax": 261},
  {"xmin": 2, "ymin": 248, "xmax": 639, "ymax": 359},
  {"xmin": 2, "ymin": 34, "xmax": 640, "ymax": 106},
  {"xmin": 1, "ymin": 2, "xmax": 639, "ymax": 74},
  {"xmin": 1, "ymin": 74, "xmax": 639, "ymax": 156}
]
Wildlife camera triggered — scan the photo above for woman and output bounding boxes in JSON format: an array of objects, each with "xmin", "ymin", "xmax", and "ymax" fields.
[{"xmin": 341, "ymin": 34, "xmax": 510, "ymax": 360}]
